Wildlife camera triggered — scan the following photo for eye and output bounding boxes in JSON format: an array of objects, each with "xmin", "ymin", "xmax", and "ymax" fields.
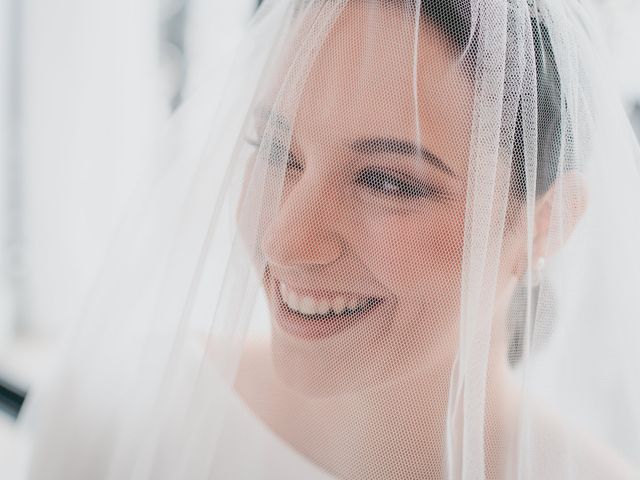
[
  {"xmin": 356, "ymin": 168, "xmax": 435, "ymax": 199},
  {"xmin": 246, "ymin": 137, "xmax": 303, "ymax": 171}
]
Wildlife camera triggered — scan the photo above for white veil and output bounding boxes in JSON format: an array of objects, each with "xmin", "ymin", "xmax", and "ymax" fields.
[{"xmin": 20, "ymin": 1, "xmax": 640, "ymax": 479}]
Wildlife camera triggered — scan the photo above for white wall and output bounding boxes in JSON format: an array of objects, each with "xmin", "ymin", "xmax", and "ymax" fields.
[
  {"xmin": 18, "ymin": 0, "xmax": 162, "ymax": 337},
  {"xmin": 13, "ymin": 0, "xmax": 256, "ymax": 340},
  {"xmin": 0, "ymin": 0, "xmax": 15, "ymax": 349}
]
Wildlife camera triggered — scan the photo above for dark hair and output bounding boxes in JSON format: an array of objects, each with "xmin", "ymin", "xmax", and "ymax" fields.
[
  {"xmin": 420, "ymin": 0, "xmax": 565, "ymax": 202},
  {"xmin": 419, "ymin": 1, "xmax": 566, "ymax": 365}
]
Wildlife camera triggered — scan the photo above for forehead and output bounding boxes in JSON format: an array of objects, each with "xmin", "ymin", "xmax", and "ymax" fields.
[{"xmin": 286, "ymin": 3, "xmax": 474, "ymax": 166}]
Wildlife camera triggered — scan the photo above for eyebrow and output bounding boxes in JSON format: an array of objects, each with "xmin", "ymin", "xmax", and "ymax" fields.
[
  {"xmin": 253, "ymin": 107, "xmax": 455, "ymax": 177},
  {"xmin": 351, "ymin": 137, "xmax": 455, "ymax": 177}
]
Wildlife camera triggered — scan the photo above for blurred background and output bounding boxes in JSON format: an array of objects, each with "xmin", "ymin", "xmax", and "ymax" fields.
[
  {"xmin": 0, "ymin": 0, "xmax": 257, "ymax": 475},
  {"xmin": 0, "ymin": 0, "xmax": 639, "ymax": 476}
]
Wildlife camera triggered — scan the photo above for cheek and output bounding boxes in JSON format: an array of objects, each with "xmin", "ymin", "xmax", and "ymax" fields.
[{"xmin": 352, "ymin": 205, "xmax": 466, "ymax": 298}]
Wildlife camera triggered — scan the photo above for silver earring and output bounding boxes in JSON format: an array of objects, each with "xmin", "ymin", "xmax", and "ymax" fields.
[{"xmin": 508, "ymin": 256, "xmax": 557, "ymax": 367}]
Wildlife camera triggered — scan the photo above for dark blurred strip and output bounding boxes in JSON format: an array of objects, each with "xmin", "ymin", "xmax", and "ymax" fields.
[
  {"xmin": 631, "ymin": 101, "xmax": 640, "ymax": 141},
  {"xmin": 162, "ymin": 0, "xmax": 188, "ymax": 110},
  {"xmin": 0, "ymin": 377, "xmax": 26, "ymax": 420}
]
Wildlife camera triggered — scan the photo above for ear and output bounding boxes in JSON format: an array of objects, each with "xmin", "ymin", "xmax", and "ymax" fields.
[{"xmin": 513, "ymin": 172, "xmax": 588, "ymax": 276}]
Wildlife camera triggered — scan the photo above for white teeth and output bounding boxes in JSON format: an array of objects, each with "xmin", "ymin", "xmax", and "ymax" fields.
[
  {"xmin": 332, "ymin": 296, "xmax": 346, "ymax": 315},
  {"xmin": 317, "ymin": 299, "xmax": 331, "ymax": 315},
  {"xmin": 299, "ymin": 296, "xmax": 315, "ymax": 315},
  {"xmin": 279, "ymin": 282, "xmax": 288, "ymax": 303},
  {"xmin": 278, "ymin": 281, "xmax": 374, "ymax": 317},
  {"xmin": 287, "ymin": 290, "xmax": 300, "ymax": 311}
]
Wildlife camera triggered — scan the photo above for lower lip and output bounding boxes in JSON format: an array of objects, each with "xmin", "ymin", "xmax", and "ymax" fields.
[{"xmin": 267, "ymin": 274, "xmax": 384, "ymax": 341}]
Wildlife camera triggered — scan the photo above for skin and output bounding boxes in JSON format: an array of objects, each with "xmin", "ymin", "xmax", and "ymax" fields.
[
  {"xmin": 231, "ymin": 3, "xmax": 594, "ymax": 479},
  {"xmin": 254, "ymin": 2, "xmax": 482, "ymax": 396}
]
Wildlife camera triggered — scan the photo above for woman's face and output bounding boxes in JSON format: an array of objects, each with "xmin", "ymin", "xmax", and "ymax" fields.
[{"xmin": 245, "ymin": 4, "xmax": 521, "ymax": 396}]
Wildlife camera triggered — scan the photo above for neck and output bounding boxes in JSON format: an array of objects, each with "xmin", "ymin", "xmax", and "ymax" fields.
[{"xmin": 289, "ymin": 350, "xmax": 515, "ymax": 479}]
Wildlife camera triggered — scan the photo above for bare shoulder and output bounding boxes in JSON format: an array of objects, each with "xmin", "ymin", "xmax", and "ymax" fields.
[
  {"xmin": 232, "ymin": 337, "xmax": 286, "ymax": 421},
  {"xmin": 196, "ymin": 333, "xmax": 276, "ymax": 400}
]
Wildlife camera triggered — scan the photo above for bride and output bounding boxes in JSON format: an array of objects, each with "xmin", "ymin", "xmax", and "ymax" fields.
[{"xmin": 21, "ymin": 1, "xmax": 640, "ymax": 479}]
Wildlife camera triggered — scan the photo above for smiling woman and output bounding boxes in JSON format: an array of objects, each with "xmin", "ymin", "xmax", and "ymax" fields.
[
  {"xmin": 22, "ymin": 1, "xmax": 640, "ymax": 479},
  {"xmin": 245, "ymin": 5, "xmax": 475, "ymax": 399}
]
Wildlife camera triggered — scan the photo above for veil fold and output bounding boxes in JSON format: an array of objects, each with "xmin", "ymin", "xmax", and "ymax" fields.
[{"xmin": 20, "ymin": 1, "xmax": 640, "ymax": 479}]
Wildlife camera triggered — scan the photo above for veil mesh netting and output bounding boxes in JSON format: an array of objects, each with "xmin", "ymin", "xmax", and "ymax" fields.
[{"xmin": 20, "ymin": 0, "xmax": 640, "ymax": 479}]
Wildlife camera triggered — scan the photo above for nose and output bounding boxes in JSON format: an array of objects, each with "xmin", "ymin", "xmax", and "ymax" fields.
[{"xmin": 260, "ymin": 180, "xmax": 344, "ymax": 268}]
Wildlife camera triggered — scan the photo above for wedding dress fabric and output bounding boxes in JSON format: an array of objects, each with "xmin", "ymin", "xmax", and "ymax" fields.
[{"xmin": 20, "ymin": 0, "xmax": 640, "ymax": 478}]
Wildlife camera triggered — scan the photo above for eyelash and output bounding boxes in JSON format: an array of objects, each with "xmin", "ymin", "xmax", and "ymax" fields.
[
  {"xmin": 248, "ymin": 138, "xmax": 435, "ymax": 199},
  {"xmin": 356, "ymin": 168, "xmax": 435, "ymax": 199}
]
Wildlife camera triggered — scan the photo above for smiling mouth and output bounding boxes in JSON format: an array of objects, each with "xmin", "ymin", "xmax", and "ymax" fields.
[
  {"xmin": 266, "ymin": 270, "xmax": 386, "ymax": 340},
  {"xmin": 278, "ymin": 280, "xmax": 384, "ymax": 319}
]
